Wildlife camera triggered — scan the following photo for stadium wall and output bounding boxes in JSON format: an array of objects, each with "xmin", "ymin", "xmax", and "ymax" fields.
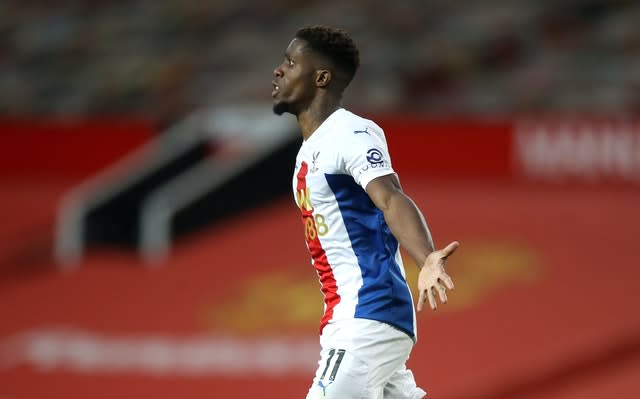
[{"xmin": 2, "ymin": 116, "xmax": 638, "ymax": 185}]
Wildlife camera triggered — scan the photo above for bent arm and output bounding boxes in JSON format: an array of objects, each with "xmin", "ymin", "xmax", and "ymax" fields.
[{"xmin": 366, "ymin": 174, "xmax": 435, "ymax": 267}]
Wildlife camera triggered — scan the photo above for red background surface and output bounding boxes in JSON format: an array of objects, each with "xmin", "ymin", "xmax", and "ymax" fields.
[{"xmin": 0, "ymin": 117, "xmax": 639, "ymax": 398}]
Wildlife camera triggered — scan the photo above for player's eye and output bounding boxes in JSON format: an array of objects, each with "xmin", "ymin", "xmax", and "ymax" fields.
[{"xmin": 287, "ymin": 57, "xmax": 294, "ymax": 66}]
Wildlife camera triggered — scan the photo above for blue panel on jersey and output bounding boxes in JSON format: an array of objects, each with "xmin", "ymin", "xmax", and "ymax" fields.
[{"xmin": 325, "ymin": 174, "xmax": 415, "ymax": 337}]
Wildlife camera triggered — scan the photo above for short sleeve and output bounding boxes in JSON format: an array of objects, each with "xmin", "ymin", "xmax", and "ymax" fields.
[{"xmin": 342, "ymin": 129, "xmax": 395, "ymax": 189}]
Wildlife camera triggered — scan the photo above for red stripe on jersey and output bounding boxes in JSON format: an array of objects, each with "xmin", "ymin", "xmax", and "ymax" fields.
[{"xmin": 296, "ymin": 161, "xmax": 340, "ymax": 334}]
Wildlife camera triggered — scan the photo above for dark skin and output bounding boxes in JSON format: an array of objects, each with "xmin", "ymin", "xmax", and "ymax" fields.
[{"xmin": 273, "ymin": 38, "xmax": 459, "ymax": 311}]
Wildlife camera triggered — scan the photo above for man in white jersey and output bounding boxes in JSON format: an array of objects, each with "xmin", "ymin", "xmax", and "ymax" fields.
[{"xmin": 272, "ymin": 25, "xmax": 460, "ymax": 399}]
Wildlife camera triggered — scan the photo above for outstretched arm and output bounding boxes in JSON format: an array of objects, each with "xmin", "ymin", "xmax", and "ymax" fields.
[{"xmin": 366, "ymin": 174, "xmax": 459, "ymax": 311}]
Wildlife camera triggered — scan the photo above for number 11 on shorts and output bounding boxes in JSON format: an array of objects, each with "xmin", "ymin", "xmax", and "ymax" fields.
[{"xmin": 320, "ymin": 348, "xmax": 346, "ymax": 383}]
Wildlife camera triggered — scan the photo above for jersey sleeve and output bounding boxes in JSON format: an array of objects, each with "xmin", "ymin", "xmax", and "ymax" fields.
[{"xmin": 342, "ymin": 127, "xmax": 396, "ymax": 189}]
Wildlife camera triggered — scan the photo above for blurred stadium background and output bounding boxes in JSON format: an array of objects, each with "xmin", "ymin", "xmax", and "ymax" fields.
[{"xmin": 1, "ymin": 1, "xmax": 639, "ymax": 398}]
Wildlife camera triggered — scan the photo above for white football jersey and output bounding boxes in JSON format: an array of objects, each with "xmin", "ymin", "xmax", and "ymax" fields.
[{"xmin": 292, "ymin": 108, "xmax": 416, "ymax": 338}]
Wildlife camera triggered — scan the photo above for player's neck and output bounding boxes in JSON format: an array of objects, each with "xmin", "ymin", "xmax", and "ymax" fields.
[{"xmin": 297, "ymin": 96, "xmax": 342, "ymax": 141}]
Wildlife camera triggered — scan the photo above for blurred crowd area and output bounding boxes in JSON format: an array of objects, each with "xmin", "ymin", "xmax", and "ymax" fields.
[{"xmin": 1, "ymin": 0, "xmax": 639, "ymax": 126}]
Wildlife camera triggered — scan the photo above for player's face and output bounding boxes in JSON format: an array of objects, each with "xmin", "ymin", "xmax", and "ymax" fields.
[{"xmin": 272, "ymin": 38, "xmax": 317, "ymax": 116}]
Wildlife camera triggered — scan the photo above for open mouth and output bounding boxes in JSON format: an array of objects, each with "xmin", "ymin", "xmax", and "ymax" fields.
[{"xmin": 272, "ymin": 81, "xmax": 280, "ymax": 97}]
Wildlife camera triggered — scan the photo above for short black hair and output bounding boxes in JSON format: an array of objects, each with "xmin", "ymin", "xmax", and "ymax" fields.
[{"xmin": 295, "ymin": 25, "xmax": 360, "ymax": 89}]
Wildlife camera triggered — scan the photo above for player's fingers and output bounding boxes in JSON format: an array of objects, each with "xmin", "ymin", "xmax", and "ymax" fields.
[
  {"xmin": 441, "ymin": 241, "xmax": 460, "ymax": 258},
  {"xmin": 428, "ymin": 287, "xmax": 437, "ymax": 310},
  {"xmin": 437, "ymin": 282, "xmax": 448, "ymax": 304},
  {"xmin": 417, "ymin": 289, "xmax": 426, "ymax": 312},
  {"xmin": 441, "ymin": 273, "xmax": 455, "ymax": 290}
]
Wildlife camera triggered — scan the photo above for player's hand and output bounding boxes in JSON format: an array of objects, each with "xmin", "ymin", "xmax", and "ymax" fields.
[{"xmin": 417, "ymin": 241, "xmax": 459, "ymax": 312}]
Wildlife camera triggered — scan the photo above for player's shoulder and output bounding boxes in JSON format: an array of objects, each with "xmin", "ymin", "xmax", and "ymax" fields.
[{"xmin": 332, "ymin": 109, "xmax": 386, "ymax": 144}]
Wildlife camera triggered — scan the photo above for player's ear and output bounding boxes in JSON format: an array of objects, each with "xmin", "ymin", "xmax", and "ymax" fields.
[{"xmin": 315, "ymin": 69, "xmax": 332, "ymax": 87}]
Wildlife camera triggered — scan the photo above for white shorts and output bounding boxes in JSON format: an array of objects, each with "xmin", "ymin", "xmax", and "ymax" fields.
[{"xmin": 305, "ymin": 319, "xmax": 426, "ymax": 399}]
